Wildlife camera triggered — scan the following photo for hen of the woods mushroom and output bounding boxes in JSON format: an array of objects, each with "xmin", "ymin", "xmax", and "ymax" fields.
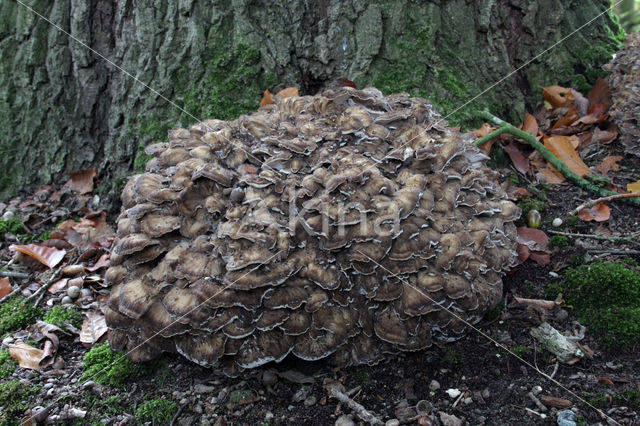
[{"xmin": 105, "ymin": 87, "xmax": 520, "ymax": 375}]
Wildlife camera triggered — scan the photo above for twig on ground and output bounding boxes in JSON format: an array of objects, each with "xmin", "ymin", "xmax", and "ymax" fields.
[
  {"xmin": 169, "ymin": 404, "xmax": 185, "ymax": 426},
  {"xmin": 569, "ymin": 192, "xmax": 640, "ymax": 216},
  {"xmin": 477, "ymin": 111, "xmax": 640, "ymax": 207},
  {"xmin": 528, "ymin": 391, "xmax": 548, "ymax": 412},
  {"xmin": 549, "ymin": 362, "xmax": 559, "ymax": 380},
  {"xmin": 27, "ymin": 266, "xmax": 63, "ymax": 308},
  {"xmin": 588, "ymin": 249, "xmax": 640, "ymax": 255},
  {"xmin": 0, "ymin": 269, "xmax": 30, "ymax": 279},
  {"xmin": 327, "ymin": 384, "xmax": 383, "ymax": 425},
  {"xmin": 547, "ymin": 230, "xmax": 640, "ymax": 247},
  {"xmin": 0, "ymin": 280, "xmax": 31, "ymax": 303}
]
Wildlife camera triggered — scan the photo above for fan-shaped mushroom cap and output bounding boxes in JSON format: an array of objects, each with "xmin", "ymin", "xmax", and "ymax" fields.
[{"xmin": 106, "ymin": 87, "xmax": 519, "ymax": 373}]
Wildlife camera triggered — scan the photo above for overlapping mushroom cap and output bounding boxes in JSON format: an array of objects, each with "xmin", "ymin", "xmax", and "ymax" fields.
[
  {"xmin": 605, "ymin": 32, "xmax": 640, "ymax": 157},
  {"xmin": 105, "ymin": 87, "xmax": 520, "ymax": 375}
]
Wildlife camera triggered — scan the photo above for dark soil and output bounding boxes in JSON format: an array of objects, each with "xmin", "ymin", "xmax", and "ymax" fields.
[{"xmin": 1, "ymin": 131, "xmax": 639, "ymax": 426}]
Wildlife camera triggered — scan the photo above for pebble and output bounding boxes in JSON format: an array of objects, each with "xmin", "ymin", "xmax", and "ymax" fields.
[
  {"xmin": 264, "ymin": 412, "xmax": 274, "ymax": 421},
  {"xmin": 555, "ymin": 309, "xmax": 569, "ymax": 321},
  {"xmin": 80, "ymin": 288, "xmax": 92, "ymax": 298},
  {"xmin": 292, "ymin": 387, "xmax": 309, "ymax": 402},
  {"xmin": 428, "ymin": 380, "xmax": 440, "ymax": 391},
  {"xmin": 61, "ymin": 296, "xmax": 73, "ymax": 305},
  {"xmin": 552, "ymin": 218, "xmax": 563, "ymax": 227},
  {"xmin": 549, "ymin": 271, "xmax": 559, "ymax": 278},
  {"xmin": 481, "ymin": 388, "xmax": 491, "ymax": 400},
  {"xmin": 67, "ymin": 286, "xmax": 81, "ymax": 299},
  {"xmin": 194, "ymin": 403, "xmax": 203, "ymax": 414},
  {"xmin": 445, "ymin": 388, "xmax": 461, "ymax": 399},
  {"xmin": 43, "ymin": 383, "xmax": 55, "ymax": 390},
  {"xmin": 303, "ymin": 395, "xmax": 316, "ymax": 407},
  {"xmin": 462, "ymin": 397, "xmax": 473, "ymax": 405},
  {"xmin": 386, "ymin": 420, "xmax": 400, "ymax": 426},
  {"xmin": 2, "ymin": 210, "xmax": 14, "ymax": 220},
  {"xmin": 194, "ymin": 384, "xmax": 216, "ymax": 393},
  {"xmin": 335, "ymin": 415, "xmax": 356, "ymax": 426},
  {"xmin": 557, "ymin": 409, "xmax": 577, "ymax": 426}
]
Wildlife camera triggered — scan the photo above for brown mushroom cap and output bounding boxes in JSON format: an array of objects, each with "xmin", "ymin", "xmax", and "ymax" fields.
[{"xmin": 106, "ymin": 87, "xmax": 519, "ymax": 373}]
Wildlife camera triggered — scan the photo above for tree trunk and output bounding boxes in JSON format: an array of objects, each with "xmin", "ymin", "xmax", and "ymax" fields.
[{"xmin": 0, "ymin": 0, "xmax": 624, "ymax": 210}]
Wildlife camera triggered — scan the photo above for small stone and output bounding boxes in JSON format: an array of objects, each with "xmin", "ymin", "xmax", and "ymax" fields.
[
  {"xmin": 549, "ymin": 271, "xmax": 559, "ymax": 278},
  {"xmin": 292, "ymin": 387, "xmax": 309, "ymax": 402},
  {"xmin": 179, "ymin": 398, "xmax": 188, "ymax": 405},
  {"xmin": 555, "ymin": 309, "xmax": 569, "ymax": 321},
  {"xmin": 194, "ymin": 403, "xmax": 203, "ymax": 414},
  {"xmin": 80, "ymin": 288, "xmax": 93, "ymax": 298},
  {"xmin": 386, "ymin": 420, "xmax": 400, "ymax": 426},
  {"xmin": 43, "ymin": 383, "xmax": 55, "ymax": 390},
  {"xmin": 429, "ymin": 380, "xmax": 440, "ymax": 391},
  {"xmin": 304, "ymin": 395, "xmax": 317, "ymax": 407},
  {"xmin": 481, "ymin": 388, "xmax": 491, "ymax": 400},
  {"xmin": 445, "ymin": 388, "xmax": 461, "ymax": 399},
  {"xmin": 439, "ymin": 411, "xmax": 463, "ymax": 426},
  {"xmin": 260, "ymin": 370, "xmax": 277, "ymax": 387},
  {"xmin": 61, "ymin": 296, "xmax": 73, "ymax": 305},
  {"xmin": 264, "ymin": 412, "xmax": 274, "ymax": 421},
  {"xmin": 462, "ymin": 397, "xmax": 473, "ymax": 405},
  {"xmin": 2, "ymin": 210, "xmax": 14, "ymax": 220},
  {"xmin": 194, "ymin": 384, "xmax": 216, "ymax": 393},
  {"xmin": 335, "ymin": 415, "xmax": 356, "ymax": 426},
  {"xmin": 552, "ymin": 218, "xmax": 563, "ymax": 227},
  {"xmin": 67, "ymin": 286, "xmax": 81, "ymax": 299}
]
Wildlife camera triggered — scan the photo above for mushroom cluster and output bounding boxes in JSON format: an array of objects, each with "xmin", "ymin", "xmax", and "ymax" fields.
[
  {"xmin": 605, "ymin": 32, "xmax": 640, "ymax": 157},
  {"xmin": 105, "ymin": 87, "xmax": 520, "ymax": 375}
]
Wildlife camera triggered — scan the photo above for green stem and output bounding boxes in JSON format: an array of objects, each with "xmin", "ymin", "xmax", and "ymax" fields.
[
  {"xmin": 478, "ymin": 111, "xmax": 640, "ymax": 207},
  {"xmin": 474, "ymin": 126, "xmax": 510, "ymax": 146}
]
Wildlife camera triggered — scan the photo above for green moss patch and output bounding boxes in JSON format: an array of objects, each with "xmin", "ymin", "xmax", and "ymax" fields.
[
  {"xmin": 43, "ymin": 306, "xmax": 83, "ymax": 331},
  {"xmin": 0, "ymin": 348, "xmax": 17, "ymax": 378},
  {"xmin": 81, "ymin": 342, "xmax": 158, "ymax": 387},
  {"xmin": 0, "ymin": 297, "xmax": 42, "ymax": 336},
  {"xmin": 135, "ymin": 397, "xmax": 179, "ymax": 425},
  {"xmin": 0, "ymin": 380, "xmax": 39, "ymax": 422},
  {"xmin": 547, "ymin": 261, "xmax": 640, "ymax": 348}
]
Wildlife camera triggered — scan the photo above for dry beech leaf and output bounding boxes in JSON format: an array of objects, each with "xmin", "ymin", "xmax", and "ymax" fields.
[
  {"xmin": 543, "ymin": 85, "xmax": 573, "ymax": 109},
  {"xmin": 259, "ymin": 89, "xmax": 274, "ymax": 107},
  {"xmin": 588, "ymin": 78, "xmax": 612, "ymax": 110},
  {"xmin": 578, "ymin": 204, "xmax": 610, "ymax": 222},
  {"xmin": 552, "ymin": 108, "xmax": 580, "ymax": 130},
  {"xmin": 80, "ymin": 311, "xmax": 108, "ymax": 346},
  {"xmin": 276, "ymin": 87, "xmax": 299, "ymax": 98},
  {"xmin": 538, "ymin": 167, "xmax": 566, "ymax": 184},
  {"xmin": 544, "ymin": 136, "xmax": 591, "ymax": 177},
  {"xmin": 9, "ymin": 244, "xmax": 66, "ymax": 269},
  {"xmin": 523, "ymin": 113, "xmax": 539, "ymax": 137},
  {"xmin": 627, "ymin": 180, "xmax": 640, "ymax": 192},
  {"xmin": 86, "ymin": 254, "xmax": 110, "ymax": 272},
  {"xmin": 591, "ymin": 123, "xmax": 619, "ymax": 145},
  {"xmin": 595, "ymin": 155, "xmax": 622, "ymax": 176},
  {"xmin": 517, "ymin": 227, "xmax": 548, "ymax": 252},
  {"xmin": 471, "ymin": 122, "xmax": 497, "ymax": 154},
  {"xmin": 9, "ymin": 341, "xmax": 44, "ymax": 370},
  {"xmin": 47, "ymin": 278, "xmax": 69, "ymax": 294},
  {"xmin": 64, "ymin": 169, "xmax": 97, "ymax": 194},
  {"xmin": 507, "ymin": 186, "xmax": 532, "ymax": 201},
  {"xmin": 504, "ymin": 142, "xmax": 530, "ymax": 174},
  {"xmin": 0, "ymin": 277, "xmax": 11, "ymax": 299}
]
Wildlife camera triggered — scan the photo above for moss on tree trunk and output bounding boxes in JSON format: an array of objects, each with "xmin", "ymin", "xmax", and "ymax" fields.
[{"xmin": 0, "ymin": 0, "xmax": 624, "ymax": 210}]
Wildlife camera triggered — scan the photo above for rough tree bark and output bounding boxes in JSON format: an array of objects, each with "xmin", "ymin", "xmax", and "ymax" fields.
[{"xmin": 0, "ymin": 0, "xmax": 624, "ymax": 209}]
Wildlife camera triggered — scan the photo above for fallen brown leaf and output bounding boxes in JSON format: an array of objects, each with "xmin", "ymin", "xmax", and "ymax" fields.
[
  {"xmin": 627, "ymin": 180, "xmax": 640, "ymax": 192},
  {"xmin": 9, "ymin": 341, "xmax": 45, "ymax": 370},
  {"xmin": 504, "ymin": 142, "xmax": 530, "ymax": 174},
  {"xmin": 259, "ymin": 89, "xmax": 274, "ymax": 107},
  {"xmin": 471, "ymin": 122, "xmax": 497, "ymax": 154},
  {"xmin": 507, "ymin": 186, "xmax": 532, "ymax": 201},
  {"xmin": 543, "ymin": 85, "xmax": 573, "ymax": 109},
  {"xmin": 591, "ymin": 122, "xmax": 619, "ymax": 145},
  {"xmin": 578, "ymin": 203, "xmax": 610, "ymax": 222},
  {"xmin": 0, "ymin": 277, "xmax": 11, "ymax": 299},
  {"xmin": 80, "ymin": 310, "xmax": 108, "ymax": 347},
  {"xmin": 63, "ymin": 169, "xmax": 97, "ymax": 194},
  {"xmin": 86, "ymin": 254, "xmax": 110, "ymax": 272},
  {"xmin": 523, "ymin": 113, "xmax": 539, "ymax": 137},
  {"xmin": 594, "ymin": 155, "xmax": 622, "ymax": 176},
  {"xmin": 544, "ymin": 135, "xmax": 591, "ymax": 177},
  {"xmin": 276, "ymin": 87, "xmax": 299, "ymax": 98},
  {"xmin": 8, "ymin": 244, "xmax": 66, "ymax": 269},
  {"xmin": 588, "ymin": 78, "xmax": 611, "ymax": 110}
]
